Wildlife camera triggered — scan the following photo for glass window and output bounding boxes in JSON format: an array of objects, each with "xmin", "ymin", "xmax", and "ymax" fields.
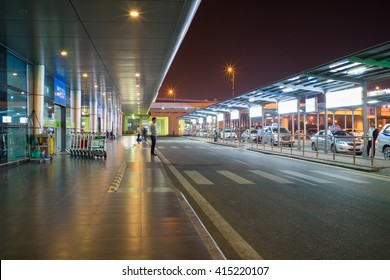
[
  {"xmin": 7, "ymin": 53, "xmax": 27, "ymax": 91},
  {"xmin": 7, "ymin": 88, "xmax": 28, "ymax": 125}
]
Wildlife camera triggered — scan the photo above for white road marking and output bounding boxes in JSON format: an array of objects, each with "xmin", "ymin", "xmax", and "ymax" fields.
[
  {"xmin": 217, "ymin": 170, "xmax": 254, "ymax": 184},
  {"xmin": 340, "ymin": 170, "xmax": 390, "ymax": 182},
  {"xmin": 284, "ymin": 175, "xmax": 318, "ymax": 186},
  {"xmin": 250, "ymin": 170, "xmax": 294, "ymax": 184},
  {"xmin": 233, "ymin": 159, "xmax": 249, "ymax": 165},
  {"xmin": 310, "ymin": 170, "xmax": 369, "ymax": 184},
  {"xmin": 280, "ymin": 170, "xmax": 333, "ymax": 184},
  {"xmin": 158, "ymin": 154, "xmax": 263, "ymax": 259},
  {"xmin": 185, "ymin": 171, "xmax": 214, "ymax": 185}
]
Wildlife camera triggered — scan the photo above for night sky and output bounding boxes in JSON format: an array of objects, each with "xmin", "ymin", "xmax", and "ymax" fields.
[{"xmin": 160, "ymin": 1, "xmax": 390, "ymax": 101}]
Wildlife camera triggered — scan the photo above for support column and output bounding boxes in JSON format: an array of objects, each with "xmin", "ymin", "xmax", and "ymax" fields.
[
  {"xmin": 29, "ymin": 65, "xmax": 45, "ymax": 135},
  {"xmin": 362, "ymin": 82, "xmax": 368, "ymax": 157},
  {"xmin": 71, "ymin": 89, "xmax": 81, "ymax": 132},
  {"xmin": 101, "ymin": 94, "xmax": 107, "ymax": 133},
  {"xmin": 90, "ymin": 98, "xmax": 98, "ymax": 133},
  {"xmin": 297, "ymin": 99, "xmax": 301, "ymax": 150}
]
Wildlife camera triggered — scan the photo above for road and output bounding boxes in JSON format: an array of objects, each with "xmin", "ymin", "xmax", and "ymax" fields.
[{"xmin": 156, "ymin": 137, "xmax": 390, "ymax": 260}]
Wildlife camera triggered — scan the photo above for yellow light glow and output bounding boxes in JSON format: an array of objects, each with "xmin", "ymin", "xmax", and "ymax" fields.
[
  {"xmin": 60, "ymin": 51, "xmax": 68, "ymax": 56},
  {"xmin": 82, "ymin": 73, "xmax": 88, "ymax": 77},
  {"xmin": 135, "ymin": 73, "xmax": 140, "ymax": 77},
  {"xmin": 130, "ymin": 10, "xmax": 139, "ymax": 17}
]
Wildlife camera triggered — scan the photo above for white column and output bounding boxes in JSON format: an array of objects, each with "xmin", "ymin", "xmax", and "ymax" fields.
[
  {"xmin": 90, "ymin": 96, "xmax": 98, "ymax": 133},
  {"xmin": 29, "ymin": 65, "xmax": 45, "ymax": 135},
  {"xmin": 71, "ymin": 89, "xmax": 81, "ymax": 132}
]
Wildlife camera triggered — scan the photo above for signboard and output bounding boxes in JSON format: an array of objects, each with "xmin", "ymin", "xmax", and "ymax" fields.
[
  {"xmin": 249, "ymin": 105, "xmax": 262, "ymax": 118},
  {"xmin": 326, "ymin": 87, "xmax": 362, "ymax": 109},
  {"xmin": 54, "ymin": 78, "xmax": 67, "ymax": 106},
  {"xmin": 231, "ymin": 110, "xmax": 239, "ymax": 120},
  {"xmin": 278, "ymin": 99, "xmax": 298, "ymax": 114},
  {"xmin": 305, "ymin": 98, "xmax": 317, "ymax": 113}
]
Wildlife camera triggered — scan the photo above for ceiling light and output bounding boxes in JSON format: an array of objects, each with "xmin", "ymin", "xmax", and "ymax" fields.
[
  {"xmin": 60, "ymin": 51, "xmax": 68, "ymax": 56},
  {"xmin": 130, "ymin": 10, "xmax": 140, "ymax": 18},
  {"xmin": 82, "ymin": 73, "xmax": 88, "ymax": 77},
  {"xmin": 12, "ymin": 72, "xmax": 17, "ymax": 76},
  {"xmin": 135, "ymin": 73, "xmax": 140, "ymax": 77}
]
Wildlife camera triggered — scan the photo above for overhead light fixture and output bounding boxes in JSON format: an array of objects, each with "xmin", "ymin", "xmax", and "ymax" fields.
[
  {"xmin": 82, "ymin": 73, "xmax": 88, "ymax": 77},
  {"xmin": 347, "ymin": 67, "xmax": 367, "ymax": 75},
  {"xmin": 60, "ymin": 51, "xmax": 68, "ymax": 56},
  {"xmin": 130, "ymin": 10, "xmax": 139, "ymax": 18},
  {"xmin": 12, "ymin": 72, "xmax": 17, "ymax": 76},
  {"xmin": 135, "ymin": 73, "xmax": 140, "ymax": 77}
]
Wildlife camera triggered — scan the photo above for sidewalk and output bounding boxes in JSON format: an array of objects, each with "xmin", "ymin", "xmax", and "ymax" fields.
[{"xmin": 0, "ymin": 136, "xmax": 224, "ymax": 260}]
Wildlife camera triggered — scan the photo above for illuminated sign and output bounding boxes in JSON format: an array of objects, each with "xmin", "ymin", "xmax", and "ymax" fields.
[
  {"xmin": 54, "ymin": 78, "xmax": 67, "ymax": 106},
  {"xmin": 305, "ymin": 98, "xmax": 317, "ymax": 113},
  {"xmin": 326, "ymin": 87, "xmax": 362, "ymax": 109},
  {"xmin": 249, "ymin": 105, "xmax": 262, "ymax": 118},
  {"xmin": 230, "ymin": 110, "xmax": 239, "ymax": 120},
  {"xmin": 2, "ymin": 116, "xmax": 12, "ymax": 123},
  {"xmin": 278, "ymin": 99, "xmax": 298, "ymax": 114},
  {"xmin": 20, "ymin": 117, "xmax": 28, "ymax": 124}
]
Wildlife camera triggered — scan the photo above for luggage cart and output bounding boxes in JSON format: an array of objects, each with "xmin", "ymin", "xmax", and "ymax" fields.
[{"xmin": 89, "ymin": 134, "xmax": 107, "ymax": 159}]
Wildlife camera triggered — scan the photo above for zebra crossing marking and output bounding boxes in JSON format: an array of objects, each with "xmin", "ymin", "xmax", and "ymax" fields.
[
  {"xmin": 217, "ymin": 170, "xmax": 254, "ymax": 184},
  {"xmin": 250, "ymin": 170, "xmax": 294, "ymax": 184},
  {"xmin": 184, "ymin": 171, "xmax": 214, "ymax": 185},
  {"xmin": 310, "ymin": 170, "xmax": 369, "ymax": 184},
  {"xmin": 280, "ymin": 170, "xmax": 333, "ymax": 184}
]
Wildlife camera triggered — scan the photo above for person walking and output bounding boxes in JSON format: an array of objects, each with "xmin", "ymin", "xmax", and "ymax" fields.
[
  {"xmin": 142, "ymin": 126, "xmax": 147, "ymax": 142},
  {"xmin": 136, "ymin": 125, "xmax": 141, "ymax": 143},
  {"xmin": 367, "ymin": 121, "xmax": 378, "ymax": 158},
  {"xmin": 150, "ymin": 117, "xmax": 157, "ymax": 156}
]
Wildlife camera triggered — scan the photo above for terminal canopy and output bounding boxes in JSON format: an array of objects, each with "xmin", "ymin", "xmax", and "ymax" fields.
[{"xmin": 182, "ymin": 40, "xmax": 390, "ymax": 120}]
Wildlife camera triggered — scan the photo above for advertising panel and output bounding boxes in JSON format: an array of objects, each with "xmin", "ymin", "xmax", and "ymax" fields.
[{"xmin": 54, "ymin": 78, "xmax": 67, "ymax": 106}]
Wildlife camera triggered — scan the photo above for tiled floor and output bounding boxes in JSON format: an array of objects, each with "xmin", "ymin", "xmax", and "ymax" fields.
[{"xmin": 0, "ymin": 137, "xmax": 223, "ymax": 260}]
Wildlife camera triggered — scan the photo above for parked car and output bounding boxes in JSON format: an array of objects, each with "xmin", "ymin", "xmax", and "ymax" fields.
[
  {"xmin": 263, "ymin": 125, "xmax": 294, "ymax": 146},
  {"xmin": 240, "ymin": 129, "xmax": 262, "ymax": 142},
  {"xmin": 219, "ymin": 128, "xmax": 237, "ymax": 139},
  {"xmin": 310, "ymin": 128, "xmax": 364, "ymax": 155},
  {"xmin": 346, "ymin": 129, "xmax": 364, "ymax": 138},
  {"xmin": 377, "ymin": 123, "xmax": 390, "ymax": 160}
]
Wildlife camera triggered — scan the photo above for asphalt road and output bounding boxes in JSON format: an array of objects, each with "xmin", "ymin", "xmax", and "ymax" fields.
[{"xmin": 156, "ymin": 137, "xmax": 390, "ymax": 260}]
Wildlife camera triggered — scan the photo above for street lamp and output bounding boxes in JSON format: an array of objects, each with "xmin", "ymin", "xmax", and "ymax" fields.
[
  {"xmin": 167, "ymin": 88, "xmax": 175, "ymax": 102},
  {"xmin": 227, "ymin": 66, "xmax": 235, "ymax": 97}
]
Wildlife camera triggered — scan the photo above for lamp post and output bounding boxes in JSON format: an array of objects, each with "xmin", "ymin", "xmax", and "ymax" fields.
[
  {"xmin": 227, "ymin": 66, "xmax": 235, "ymax": 97},
  {"xmin": 168, "ymin": 88, "xmax": 175, "ymax": 102}
]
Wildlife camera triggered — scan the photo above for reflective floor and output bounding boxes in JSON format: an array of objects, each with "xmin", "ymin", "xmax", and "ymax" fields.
[{"xmin": 0, "ymin": 136, "xmax": 222, "ymax": 260}]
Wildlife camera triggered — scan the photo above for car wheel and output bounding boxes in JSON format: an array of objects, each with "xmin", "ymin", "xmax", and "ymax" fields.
[
  {"xmin": 356, "ymin": 152, "xmax": 363, "ymax": 156},
  {"xmin": 384, "ymin": 147, "xmax": 390, "ymax": 160},
  {"xmin": 311, "ymin": 142, "xmax": 317, "ymax": 151}
]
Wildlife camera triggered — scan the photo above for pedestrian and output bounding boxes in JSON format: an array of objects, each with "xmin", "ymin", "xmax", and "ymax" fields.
[
  {"xmin": 142, "ymin": 126, "xmax": 147, "ymax": 142},
  {"xmin": 136, "ymin": 125, "xmax": 141, "ymax": 143},
  {"xmin": 150, "ymin": 117, "xmax": 157, "ymax": 155},
  {"xmin": 367, "ymin": 121, "xmax": 378, "ymax": 157}
]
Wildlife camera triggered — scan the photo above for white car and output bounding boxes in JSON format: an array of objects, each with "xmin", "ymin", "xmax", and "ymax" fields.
[
  {"xmin": 377, "ymin": 124, "xmax": 390, "ymax": 160},
  {"xmin": 219, "ymin": 128, "xmax": 237, "ymax": 139},
  {"xmin": 310, "ymin": 129, "xmax": 363, "ymax": 155}
]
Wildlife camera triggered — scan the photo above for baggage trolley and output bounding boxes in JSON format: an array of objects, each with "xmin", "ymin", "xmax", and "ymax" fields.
[{"xmin": 90, "ymin": 134, "xmax": 107, "ymax": 159}]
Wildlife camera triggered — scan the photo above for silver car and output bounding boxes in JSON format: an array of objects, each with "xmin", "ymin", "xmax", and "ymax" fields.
[
  {"xmin": 263, "ymin": 126, "xmax": 294, "ymax": 146},
  {"xmin": 310, "ymin": 129, "xmax": 363, "ymax": 155},
  {"xmin": 377, "ymin": 123, "xmax": 390, "ymax": 160}
]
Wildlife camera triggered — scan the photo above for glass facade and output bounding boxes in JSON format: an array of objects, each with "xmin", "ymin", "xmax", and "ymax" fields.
[
  {"xmin": 0, "ymin": 45, "xmax": 69, "ymax": 165},
  {"xmin": 0, "ymin": 46, "xmax": 29, "ymax": 164}
]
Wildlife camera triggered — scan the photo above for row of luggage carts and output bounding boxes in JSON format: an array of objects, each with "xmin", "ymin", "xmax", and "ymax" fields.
[{"xmin": 66, "ymin": 132, "xmax": 107, "ymax": 159}]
